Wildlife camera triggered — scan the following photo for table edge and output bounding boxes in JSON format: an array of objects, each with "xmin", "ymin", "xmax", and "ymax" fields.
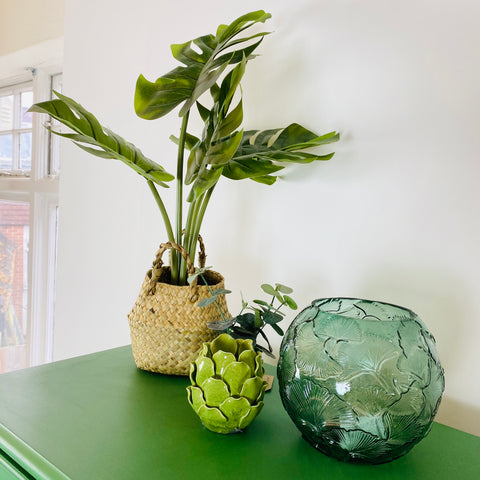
[{"xmin": 0, "ymin": 423, "xmax": 71, "ymax": 480}]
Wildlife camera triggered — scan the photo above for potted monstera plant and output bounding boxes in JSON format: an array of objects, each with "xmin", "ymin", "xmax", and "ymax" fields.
[{"xmin": 30, "ymin": 10, "xmax": 339, "ymax": 375}]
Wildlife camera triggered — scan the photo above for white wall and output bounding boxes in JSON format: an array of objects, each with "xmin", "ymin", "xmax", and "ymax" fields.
[
  {"xmin": 56, "ymin": 0, "xmax": 480, "ymax": 435},
  {"xmin": 0, "ymin": 0, "xmax": 65, "ymax": 56}
]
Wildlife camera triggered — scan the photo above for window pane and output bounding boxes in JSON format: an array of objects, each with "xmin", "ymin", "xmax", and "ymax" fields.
[
  {"xmin": 20, "ymin": 132, "xmax": 32, "ymax": 170},
  {"xmin": 21, "ymin": 91, "xmax": 33, "ymax": 128},
  {"xmin": 0, "ymin": 95, "xmax": 13, "ymax": 131},
  {"xmin": 0, "ymin": 200, "xmax": 30, "ymax": 373},
  {"xmin": 0, "ymin": 134, "xmax": 13, "ymax": 169}
]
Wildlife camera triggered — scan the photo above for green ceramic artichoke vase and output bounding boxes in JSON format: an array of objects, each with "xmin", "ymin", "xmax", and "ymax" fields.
[
  {"xmin": 278, "ymin": 298, "xmax": 445, "ymax": 464},
  {"xmin": 187, "ymin": 334, "xmax": 267, "ymax": 434}
]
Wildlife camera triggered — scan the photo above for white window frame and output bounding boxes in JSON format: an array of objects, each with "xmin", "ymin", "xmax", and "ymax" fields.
[
  {"xmin": 0, "ymin": 81, "xmax": 33, "ymax": 174},
  {"xmin": 0, "ymin": 53, "xmax": 62, "ymax": 367}
]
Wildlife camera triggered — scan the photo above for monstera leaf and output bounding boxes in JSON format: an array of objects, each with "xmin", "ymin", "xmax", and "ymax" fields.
[
  {"xmin": 223, "ymin": 124, "xmax": 339, "ymax": 184},
  {"xmin": 29, "ymin": 92, "xmax": 174, "ymax": 187},
  {"xmin": 184, "ymin": 58, "xmax": 247, "ymax": 201},
  {"xmin": 134, "ymin": 10, "xmax": 271, "ymax": 119}
]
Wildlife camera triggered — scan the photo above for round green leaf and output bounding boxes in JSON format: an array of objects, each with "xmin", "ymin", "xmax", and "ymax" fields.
[
  {"xmin": 273, "ymin": 291, "xmax": 285, "ymax": 303},
  {"xmin": 284, "ymin": 295, "xmax": 298, "ymax": 310},
  {"xmin": 263, "ymin": 310, "xmax": 283, "ymax": 325},
  {"xmin": 275, "ymin": 283, "xmax": 293, "ymax": 294},
  {"xmin": 261, "ymin": 284, "xmax": 276, "ymax": 295},
  {"xmin": 210, "ymin": 288, "xmax": 232, "ymax": 295},
  {"xmin": 272, "ymin": 323, "xmax": 284, "ymax": 336},
  {"xmin": 198, "ymin": 296, "xmax": 218, "ymax": 308},
  {"xmin": 207, "ymin": 318, "xmax": 235, "ymax": 331},
  {"xmin": 236, "ymin": 313, "xmax": 255, "ymax": 329}
]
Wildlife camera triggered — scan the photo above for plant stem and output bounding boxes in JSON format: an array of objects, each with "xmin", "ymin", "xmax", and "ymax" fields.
[
  {"xmin": 272, "ymin": 302, "xmax": 286, "ymax": 316},
  {"xmin": 258, "ymin": 328, "xmax": 273, "ymax": 354},
  {"xmin": 148, "ymin": 180, "xmax": 178, "ymax": 284},
  {"xmin": 195, "ymin": 185, "xmax": 215, "ymax": 234},
  {"xmin": 188, "ymin": 185, "xmax": 215, "ymax": 261},
  {"xmin": 180, "ymin": 193, "xmax": 203, "ymax": 284},
  {"xmin": 185, "ymin": 194, "xmax": 203, "ymax": 263},
  {"xmin": 183, "ymin": 199, "xmax": 196, "ymax": 250},
  {"xmin": 147, "ymin": 180, "xmax": 175, "ymax": 242},
  {"xmin": 174, "ymin": 111, "xmax": 190, "ymax": 284}
]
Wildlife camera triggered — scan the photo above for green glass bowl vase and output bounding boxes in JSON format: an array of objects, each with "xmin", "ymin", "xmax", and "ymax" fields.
[{"xmin": 277, "ymin": 298, "xmax": 445, "ymax": 464}]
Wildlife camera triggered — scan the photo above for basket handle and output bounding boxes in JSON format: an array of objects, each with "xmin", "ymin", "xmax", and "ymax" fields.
[
  {"xmin": 150, "ymin": 241, "xmax": 197, "ymax": 287},
  {"xmin": 180, "ymin": 231, "xmax": 206, "ymax": 269},
  {"xmin": 195, "ymin": 234, "xmax": 206, "ymax": 269}
]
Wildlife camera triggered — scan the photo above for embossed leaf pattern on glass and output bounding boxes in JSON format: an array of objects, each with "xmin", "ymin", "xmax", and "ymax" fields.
[
  {"xmin": 295, "ymin": 322, "xmax": 343, "ymax": 381},
  {"xmin": 277, "ymin": 298, "xmax": 445, "ymax": 464},
  {"xmin": 278, "ymin": 341, "xmax": 296, "ymax": 386},
  {"xmin": 286, "ymin": 379, "xmax": 357, "ymax": 433}
]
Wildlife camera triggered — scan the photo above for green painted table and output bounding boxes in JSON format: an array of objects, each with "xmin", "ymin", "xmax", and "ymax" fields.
[{"xmin": 0, "ymin": 346, "xmax": 479, "ymax": 480}]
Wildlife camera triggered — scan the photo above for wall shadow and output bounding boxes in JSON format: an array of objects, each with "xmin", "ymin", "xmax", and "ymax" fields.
[{"xmin": 436, "ymin": 396, "xmax": 480, "ymax": 437}]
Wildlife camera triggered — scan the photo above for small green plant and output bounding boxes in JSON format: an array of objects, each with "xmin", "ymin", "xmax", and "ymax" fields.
[{"xmin": 188, "ymin": 267, "xmax": 297, "ymax": 357}]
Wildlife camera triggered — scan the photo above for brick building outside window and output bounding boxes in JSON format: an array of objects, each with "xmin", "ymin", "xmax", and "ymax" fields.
[{"xmin": 0, "ymin": 201, "xmax": 29, "ymax": 371}]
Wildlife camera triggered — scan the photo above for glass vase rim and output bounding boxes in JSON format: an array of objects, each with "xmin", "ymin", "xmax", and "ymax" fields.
[{"xmin": 311, "ymin": 297, "xmax": 419, "ymax": 323}]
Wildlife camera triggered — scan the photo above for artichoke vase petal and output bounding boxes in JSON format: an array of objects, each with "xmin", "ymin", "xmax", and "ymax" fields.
[
  {"xmin": 197, "ymin": 404, "xmax": 230, "ymax": 434},
  {"xmin": 238, "ymin": 349, "xmax": 256, "ymax": 375},
  {"xmin": 239, "ymin": 376, "xmax": 264, "ymax": 403},
  {"xmin": 187, "ymin": 386, "xmax": 206, "ymax": 413},
  {"xmin": 199, "ymin": 343, "xmax": 211, "ymax": 357},
  {"xmin": 195, "ymin": 356, "xmax": 215, "ymax": 387},
  {"xmin": 236, "ymin": 338, "xmax": 254, "ymax": 355},
  {"xmin": 254, "ymin": 353, "xmax": 264, "ymax": 377},
  {"xmin": 211, "ymin": 333, "xmax": 238, "ymax": 355},
  {"xmin": 238, "ymin": 401, "xmax": 264, "ymax": 430},
  {"xmin": 202, "ymin": 377, "xmax": 231, "ymax": 407},
  {"xmin": 219, "ymin": 396, "xmax": 251, "ymax": 424},
  {"xmin": 212, "ymin": 350, "xmax": 236, "ymax": 376},
  {"xmin": 189, "ymin": 362, "xmax": 197, "ymax": 386},
  {"xmin": 223, "ymin": 361, "xmax": 252, "ymax": 395},
  {"xmin": 257, "ymin": 382, "xmax": 267, "ymax": 403}
]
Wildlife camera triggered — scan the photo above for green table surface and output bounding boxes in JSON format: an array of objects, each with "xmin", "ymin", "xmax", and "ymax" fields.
[{"xmin": 0, "ymin": 346, "xmax": 479, "ymax": 480}]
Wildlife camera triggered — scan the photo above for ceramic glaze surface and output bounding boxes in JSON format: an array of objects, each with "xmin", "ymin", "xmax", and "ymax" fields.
[
  {"xmin": 277, "ymin": 298, "xmax": 445, "ymax": 464},
  {"xmin": 187, "ymin": 334, "xmax": 267, "ymax": 434}
]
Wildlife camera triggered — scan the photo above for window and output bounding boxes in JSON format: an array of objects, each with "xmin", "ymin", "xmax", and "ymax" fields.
[
  {"xmin": 0, "ymin": 69, "xmax": 61, "ymax": 373},
  {"xmin": 0, "ymin": 83, "xmax": 33, "ymax": 174}
]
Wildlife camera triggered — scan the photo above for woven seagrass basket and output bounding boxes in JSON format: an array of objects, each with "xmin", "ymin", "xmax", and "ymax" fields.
[{"xmin": 128, "ymin": 240, "xmax": 229, "ymax": 376}]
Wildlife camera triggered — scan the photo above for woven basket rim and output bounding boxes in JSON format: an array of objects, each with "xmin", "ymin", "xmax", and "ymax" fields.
[{"xmin": 146, "ymin": 265, "xmax": 225, "ymax": 287}]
